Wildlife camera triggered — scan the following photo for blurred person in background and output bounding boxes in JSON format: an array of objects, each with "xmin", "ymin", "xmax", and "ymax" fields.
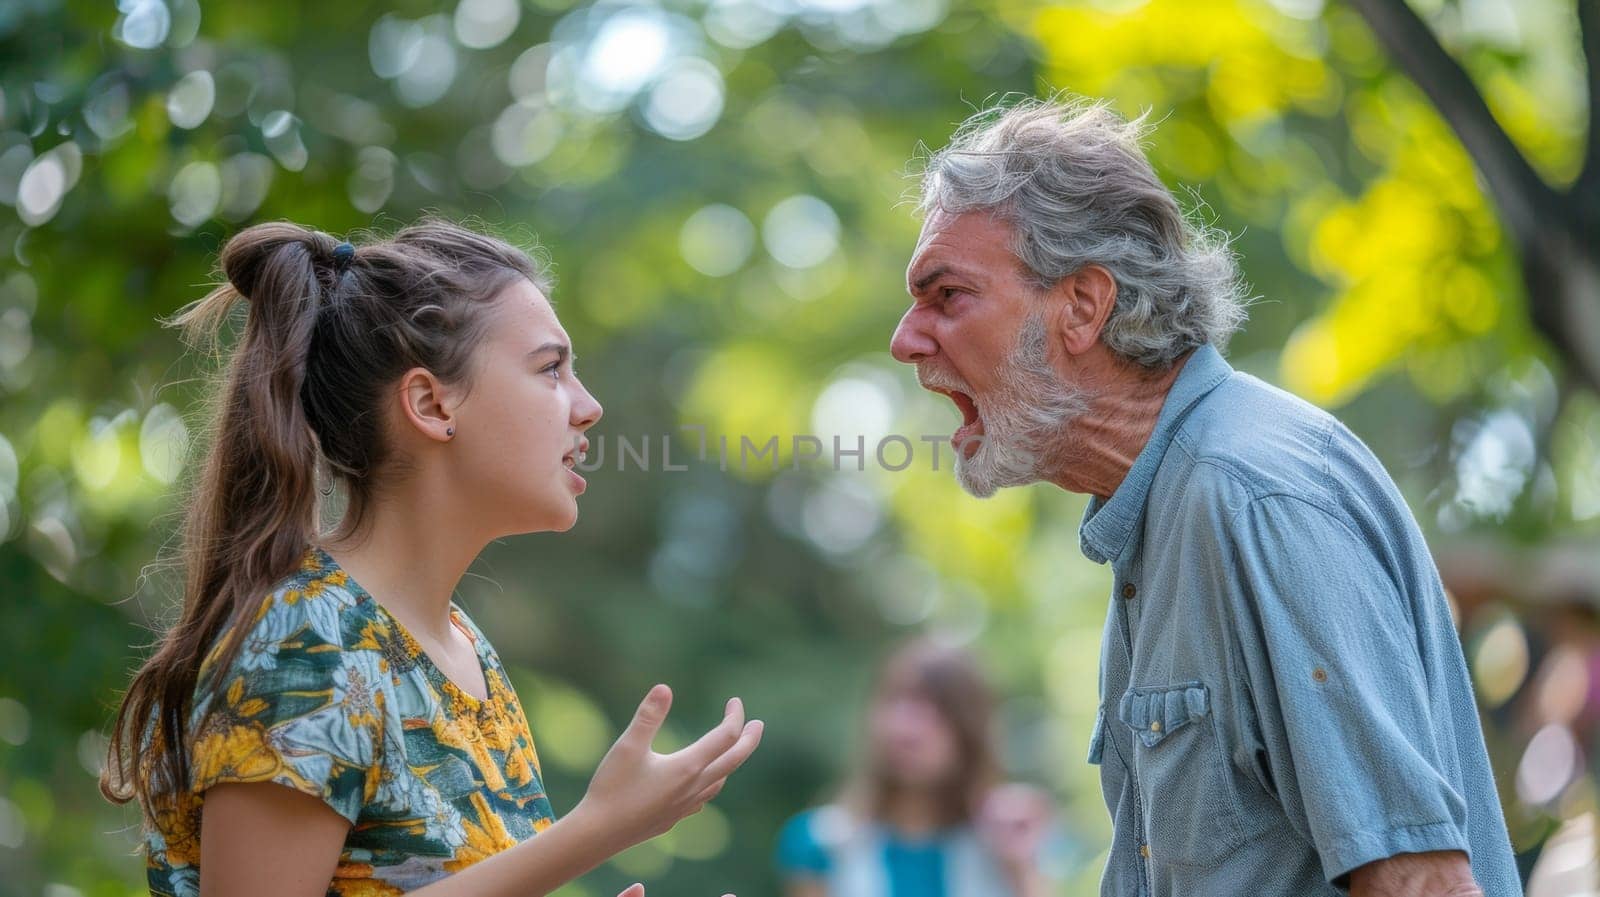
[
  {"xmin": 891, "ymin": 96, "xmax": 1521, "ymax": 897},
  {"xmin": 776, "ymin": 637, "xmax": 1063, "ymax": 897},
  {"xmin": 98, "ymin": 217, "xmax": 762, "ymax": 897}
]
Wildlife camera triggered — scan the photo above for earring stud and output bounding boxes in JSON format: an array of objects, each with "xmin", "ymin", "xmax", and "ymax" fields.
[{"xmin": 446, "ymin": 427, "xmax": 454, "ymax": 437}]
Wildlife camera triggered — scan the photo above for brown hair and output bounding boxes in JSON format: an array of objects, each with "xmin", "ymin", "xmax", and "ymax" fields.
[
  {"xmin": 99, "ymin": 215, "xmax": 550, "ymax": 820},
  {"xmin": 848, "ymin": 636, "xmax": 1001, "ymax": 827}
]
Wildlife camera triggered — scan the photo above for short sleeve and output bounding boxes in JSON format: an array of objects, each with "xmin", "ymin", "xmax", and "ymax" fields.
[
  {"xmin": 1215, "ymin": 494, "xmax": 1470, "ymax": 884},
  {"xmin": 775, "ymin": 810, "xmax": 833, "ymax": 878},
  {"xmin": 187, "ymin": 590, "xmax": 383, "ymax": 825}
]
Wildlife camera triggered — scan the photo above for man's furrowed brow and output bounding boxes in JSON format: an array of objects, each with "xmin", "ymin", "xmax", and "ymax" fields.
[
  {"xmin": 910, "ymin": 264, "xmax": 952, "ymax": 294},
  {"xmin": 911, "ymin": 263, "xmax": 985, "ymax": 296}
]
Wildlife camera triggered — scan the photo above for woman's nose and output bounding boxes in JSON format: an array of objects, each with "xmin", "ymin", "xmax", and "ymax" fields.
[{"xmin": 571, "ymin": 381, "xmax": 603, "ymax": 429}]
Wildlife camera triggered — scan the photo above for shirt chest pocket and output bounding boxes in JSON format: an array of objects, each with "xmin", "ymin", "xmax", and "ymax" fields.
[{"xmin": 1117, "ymin": 681, "xmax": 1248, "ymax": 868}]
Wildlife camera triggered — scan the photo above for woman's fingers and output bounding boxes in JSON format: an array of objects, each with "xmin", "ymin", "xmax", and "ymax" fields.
[
  {"xmin": 690, "ymin": 778, "xmax": 726, "ymax": 808},
  {"xmin": 616, "ymin": 884, "xmax": 645, "ymax": 897},
  {"xmin": 619, "ymin": 684, "xmax": 672, "ymax": 752},
  {"xmin": 679, "ymin": 697, "xmax": 744, "ymax": 765},
  {"xmin": 697, "ymin": 719, "xmax": 764, "ymax": 785}
]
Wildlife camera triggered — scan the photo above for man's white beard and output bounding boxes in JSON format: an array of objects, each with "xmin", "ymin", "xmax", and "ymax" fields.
[{"xmin": 954, "ymin": 314, "xmax": 1088, "ymax": 498}]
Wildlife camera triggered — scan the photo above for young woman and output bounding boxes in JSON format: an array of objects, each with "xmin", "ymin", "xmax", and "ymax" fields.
[
  {"xmin": 100, "ymin": 218, "xmax": 763, "ymax": 897},
  {"xmin": 776, "ymin": 638, "xmax": 1059, "ymax": 897}
]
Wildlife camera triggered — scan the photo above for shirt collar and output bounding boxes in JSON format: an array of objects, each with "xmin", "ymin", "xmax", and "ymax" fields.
[{"xmin": 1077, "ymin": 343, "xmax": 1233, "ymax": 566}]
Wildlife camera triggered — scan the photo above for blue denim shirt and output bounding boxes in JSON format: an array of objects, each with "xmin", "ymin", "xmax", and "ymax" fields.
[{"xmin": 1080, "ymin": 344, "xmax": 1520, "ymax": 896}]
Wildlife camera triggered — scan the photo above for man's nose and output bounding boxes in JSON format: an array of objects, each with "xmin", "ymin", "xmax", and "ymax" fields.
[{"xmin": 890, "ymin": 308, "xmax": 937, "ymax": 364}]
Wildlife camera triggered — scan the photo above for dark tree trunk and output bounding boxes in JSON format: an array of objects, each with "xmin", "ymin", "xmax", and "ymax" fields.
[{"xmin": 1344, "ymin": 0, "xmax": 1600, "ymax": 394}]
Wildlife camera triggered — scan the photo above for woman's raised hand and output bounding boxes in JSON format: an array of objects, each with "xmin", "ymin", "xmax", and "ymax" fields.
[
  {"xmin": 574, "ymin": 684, "xmax": 764, "ymax": 854},
  {"xmin": 392, "ymin": 685, "xmax": 755, "ymax": 897}
]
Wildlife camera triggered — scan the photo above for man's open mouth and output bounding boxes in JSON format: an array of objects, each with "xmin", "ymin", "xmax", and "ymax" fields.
[{"xmin": 931, "ymin": 386, "xmax": 984, "ymax": 452}]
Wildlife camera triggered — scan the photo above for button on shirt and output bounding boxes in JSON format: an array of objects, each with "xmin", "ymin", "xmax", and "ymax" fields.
[{"xmin": 1080, "ymin": 344, "xmax": 1520, "ymax": 896}]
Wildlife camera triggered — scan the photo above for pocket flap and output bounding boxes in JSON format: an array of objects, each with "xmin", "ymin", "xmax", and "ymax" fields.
[{"xmin": 1117, "ymin": 682, "xmax": 1209, "ymax": 748}]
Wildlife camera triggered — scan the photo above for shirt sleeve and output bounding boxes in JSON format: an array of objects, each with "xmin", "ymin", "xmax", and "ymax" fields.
[
  {"xmin": 1215, "ymin": 493, "xmax": 1471, "ymax": 885},
  {"xmin": 186, "ymin": 591, "xmax": 384, "ymax": 825},
  {"xmin": 775, "ymin": 810, "xmax": 833, "ymax": 878}
]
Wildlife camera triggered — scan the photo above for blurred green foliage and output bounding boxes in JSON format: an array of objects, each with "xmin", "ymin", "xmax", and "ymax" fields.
[{"xmin": 0, "ymin": 0, "xmax": 1596, "ymax": 895}]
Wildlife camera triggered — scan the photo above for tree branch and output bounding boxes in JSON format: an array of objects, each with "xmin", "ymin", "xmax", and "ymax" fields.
[{"xmin": 1343, "ymin": 0, "xmax": 1563, "ymax": 244}]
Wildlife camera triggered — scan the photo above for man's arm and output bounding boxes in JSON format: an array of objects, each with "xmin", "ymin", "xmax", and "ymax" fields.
[
  {"xmin": 1350, "ymin": 850, "xmax": 1483, "ymax": 897},
  {"xmin": 1202, "ymin": 487, "xmax": 1484, "ymax": 887}
]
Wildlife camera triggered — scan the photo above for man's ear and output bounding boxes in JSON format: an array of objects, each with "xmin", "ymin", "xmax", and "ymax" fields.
[
  {"xmin": 1048, "ymin": 264, "xmax": 1118, "ymax": 357},
  {"xmin": 397, "ymin": 367, "xmax": 456, "ymax": 443}
]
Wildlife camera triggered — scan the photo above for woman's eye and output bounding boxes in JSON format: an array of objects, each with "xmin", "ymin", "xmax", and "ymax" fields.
[{"xmin": 543, "ymin": 363, "xmax": 562, "ymax": 381}]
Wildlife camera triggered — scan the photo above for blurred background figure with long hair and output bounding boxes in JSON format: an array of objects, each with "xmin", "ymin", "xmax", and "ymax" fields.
[{"xmin": 776, "ymin": 637, "xmax": 1065, "ymax": 897}]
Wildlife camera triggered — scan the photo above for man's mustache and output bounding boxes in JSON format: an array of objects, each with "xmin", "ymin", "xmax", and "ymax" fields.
[{"xmin": 916, "ymin": 364, "xmax": 975, "ymax": 396}]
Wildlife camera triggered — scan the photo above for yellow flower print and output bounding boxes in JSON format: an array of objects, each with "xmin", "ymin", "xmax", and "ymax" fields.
[
  {"xmin": 431, "ymin": 713, "xmax": 506, "ymax": 792},
  {"xmin": 149, "ymin": 790, "xmax": 203, "ymax": 868},
  {"xmin": 444, "ymin": 792, "xmax": 520, "ymax": 871},
  {"xmin": 189, "ymin": 721, "xmax": 291, "ymax": 789},
  {"xmin": 329, "ymin": 866, "xmax": 406, "ymax": 897},
  {"xmin": 500, "ymin": 738, "xmax": 534, "ymax": 789},
  {"xmin": 146, "ymin": 547, "xmax": 558, "ymax": 895}
]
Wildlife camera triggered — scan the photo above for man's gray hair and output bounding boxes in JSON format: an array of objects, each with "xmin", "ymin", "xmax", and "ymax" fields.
[{"xmin": 917, "ymin": 97, "xmax": 1249, "ymax": 368}]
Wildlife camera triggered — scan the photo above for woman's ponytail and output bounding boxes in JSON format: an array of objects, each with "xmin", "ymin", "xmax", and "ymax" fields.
[{"xmin": 101, "ymin": 223, "xmax": 340, "ymax": 811}]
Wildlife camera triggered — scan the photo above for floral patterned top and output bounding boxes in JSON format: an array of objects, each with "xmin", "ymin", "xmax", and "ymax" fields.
[{"xmin": 142, "ymin": 545, "xmax": 556, "ymax": 896}]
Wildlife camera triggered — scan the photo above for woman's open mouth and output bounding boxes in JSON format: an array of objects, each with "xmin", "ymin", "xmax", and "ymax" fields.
[{"xmin": 562, "ymin": 439, "xmax": 589, "ymax": 492}]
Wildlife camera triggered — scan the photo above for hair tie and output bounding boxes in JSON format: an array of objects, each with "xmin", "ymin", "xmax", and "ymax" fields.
[{"xmin": 332, "ymin": 241, "xmax": 355, "ymax": 275}]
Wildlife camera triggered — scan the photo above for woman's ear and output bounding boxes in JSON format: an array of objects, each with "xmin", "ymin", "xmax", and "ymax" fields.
[
  {"xmin": 396, "ymin": 367, "xmax": 456, "ymax": 443},
  {"xmin": 1048, "ymin": 264, "xmax": 1118, "ymax": 357}
]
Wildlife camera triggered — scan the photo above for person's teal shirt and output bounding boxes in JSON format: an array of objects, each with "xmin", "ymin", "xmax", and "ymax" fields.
[
  {"xmin": 776, "ymin": 809, "xmax": 949, "ymax": 897},
  {"xmin": 1081, "ymin": 343, "xmax": 1520, "ymax": 895}
]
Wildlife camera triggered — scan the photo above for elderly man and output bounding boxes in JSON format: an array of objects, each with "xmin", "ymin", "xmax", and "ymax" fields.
[{"xmin": 890, "ymin": 99, "xmax": 1520, "ymax": 897}]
